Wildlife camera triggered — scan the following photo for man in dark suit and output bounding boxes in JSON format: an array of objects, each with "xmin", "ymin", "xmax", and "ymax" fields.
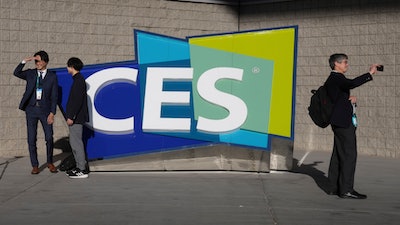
[
  {"xmin": 325, "ymin": 53, "xmax": 379, "ymax": 199},
  {"xmin": 14, "ymin": 50, "xmax": 58, "ymax": 174}
]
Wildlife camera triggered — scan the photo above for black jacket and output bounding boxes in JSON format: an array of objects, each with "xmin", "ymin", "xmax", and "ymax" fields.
[
  {"xmin": 325, "ymin": 71, "xmax": 373, "ymax": 128},
  {"xmin": 66, "ymin": 73, "xmax": 89, "ymax": 124},
  {"xmin": 14, "ymin": 63, "xmax": 58, "ymax": 115}
]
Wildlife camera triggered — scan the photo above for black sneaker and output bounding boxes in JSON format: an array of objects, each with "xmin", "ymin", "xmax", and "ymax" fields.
[
  {"xmin": 67, "ymin": 168, "xmax": 89, "ymax": 179},
  {"xmin": 66, "ymin": 168, "xmax": 89, "ymax": 175},
  {"xmin": 65, "ymin": 168, "xmax": 74, "ymax": 176}
]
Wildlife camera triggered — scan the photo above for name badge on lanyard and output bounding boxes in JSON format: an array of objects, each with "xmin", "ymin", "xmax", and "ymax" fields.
[{"xmin": 36, "ymin": 88, "xmax": 43, "ymax": 100}]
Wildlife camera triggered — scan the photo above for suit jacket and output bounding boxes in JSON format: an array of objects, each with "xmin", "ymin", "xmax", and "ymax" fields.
[
  {"xmin": 14, "ymin": 63, "xmax": 58, "ymax": 115},
  {"xmin": 325, "ymin": 71, "xmax": 372, "ymax": 128},
  {"xmin": 66, "ymin": 72, "xmax": 89, "ymax": 124}
]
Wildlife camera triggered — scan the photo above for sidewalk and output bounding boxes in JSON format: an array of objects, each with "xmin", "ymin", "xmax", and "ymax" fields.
[{"xmin": 1, "ymin": 150, "xmax": 399, "ymax": 225}]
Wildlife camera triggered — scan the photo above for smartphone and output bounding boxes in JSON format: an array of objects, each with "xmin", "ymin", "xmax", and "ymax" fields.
[{"xmin": 377, "ymin": 65, "xmax": 384, "ymax": 71}]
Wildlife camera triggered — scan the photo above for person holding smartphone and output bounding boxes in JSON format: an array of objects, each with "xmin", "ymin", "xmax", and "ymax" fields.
[{"xmin": 325, "ymin": 53, "xmax": 381, "ymax": 199}]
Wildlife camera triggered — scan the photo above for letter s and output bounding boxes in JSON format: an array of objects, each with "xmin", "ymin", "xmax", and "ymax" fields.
[{"xmin": 196, "ymin": 67, "xmax": 247, "ymax": 133}]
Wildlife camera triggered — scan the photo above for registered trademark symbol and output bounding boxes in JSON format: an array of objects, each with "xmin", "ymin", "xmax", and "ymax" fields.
[{"xmin": 252, "ymin": 67, "xmax": 260, "ymax": 74}]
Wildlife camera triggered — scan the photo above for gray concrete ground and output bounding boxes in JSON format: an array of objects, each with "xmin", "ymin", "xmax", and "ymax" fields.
[{"xmin": 0, "ymin": 149, "xmax": 399, "ymax": 225}]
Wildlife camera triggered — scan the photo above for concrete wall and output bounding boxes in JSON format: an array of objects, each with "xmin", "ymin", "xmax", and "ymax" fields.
[
  {"xmin": 240, "ymin": 0, "xmax": 400, "ymax": 158},
  {"xmin": 0, "ymin": 0, "xmax": 238, "ymax": 158},
  {"xmin": 1, "ymin": 0, "xmax": 399, "ymax": 159}
]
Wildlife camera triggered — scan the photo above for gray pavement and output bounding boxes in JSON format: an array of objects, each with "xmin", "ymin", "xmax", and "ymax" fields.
[{"xmin": 0, "ymin": 150, "xmax": 399, "ymax": 225}]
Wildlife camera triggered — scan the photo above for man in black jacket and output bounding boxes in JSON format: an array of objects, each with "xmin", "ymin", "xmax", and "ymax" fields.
[
  {"xmin": 65, "ymin": 57, "xmax": 89, "ymax": 178},
  {"xmin": 14, "ymin": 51, "xmax": 58, "ymax": 174},
  {"xmin": 325, "ymin": 53, "xmax": 379, "ymax": 199}
]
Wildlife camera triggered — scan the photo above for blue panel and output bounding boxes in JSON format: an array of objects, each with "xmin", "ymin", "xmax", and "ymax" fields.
[
  {"xmin": 220, "ymin": 130, "xmax": 270, "ymax": 149},
  {"xmin": 136, "ymin": 30, "xmax": 190, "ymax": 64},
  {"xmin": 94, "ymin": 82, "xmax": 136, "ymax": 119},
  {"xmin": 54, "ymin": 60, "xmax": 209, "ymax": 160}
]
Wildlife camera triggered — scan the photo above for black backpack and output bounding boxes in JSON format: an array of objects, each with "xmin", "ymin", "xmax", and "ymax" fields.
[
  {"xmin": 308, "ymin": 85, "xmax": 334, "ymax": 128},
  {"xmin": 59, "ymin": 154, "xmax": 76, "ymax": 171}
]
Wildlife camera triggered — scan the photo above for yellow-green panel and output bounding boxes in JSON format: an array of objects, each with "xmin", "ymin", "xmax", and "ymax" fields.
[{"xmin": 190, "ymin": 28, "xmax": 296, "ymax": 138}]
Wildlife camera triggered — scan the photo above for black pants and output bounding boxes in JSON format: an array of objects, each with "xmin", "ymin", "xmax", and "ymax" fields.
[{"xmin": 328, "ymin": 124, "xmax": 357, "ymax": 194}]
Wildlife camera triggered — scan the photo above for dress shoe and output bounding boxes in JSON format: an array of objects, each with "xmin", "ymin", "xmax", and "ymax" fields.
[
  {"xmin": 339, "ymin": 191, "xmax": 367, "ymax": 199},
  {"xmin": 31, "ymin": 166, "xmax": 40, "ymax": 175},
  {"xmin": 47, "ymin": 163, "xmax": 58, "ymax": 173}
]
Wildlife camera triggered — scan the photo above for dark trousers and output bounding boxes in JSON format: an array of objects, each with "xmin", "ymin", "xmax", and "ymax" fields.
[
  {"xmin": 25, "ymin": 106, "xmax": 54, "ymax": 167},
  {"xmin": 328, "ymin": 124, "xmax": 357, "ymax": 194}
]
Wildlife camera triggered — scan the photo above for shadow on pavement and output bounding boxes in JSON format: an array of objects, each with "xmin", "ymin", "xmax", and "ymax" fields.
[{"xmin": 291, "ymin": 158, "xmax": 331, "ymax": 194}]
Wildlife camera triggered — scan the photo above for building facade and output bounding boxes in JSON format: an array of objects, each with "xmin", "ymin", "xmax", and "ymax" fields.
[{"xmin": 0, "ymin": 0, "xmax": 399, "ymax": 158}]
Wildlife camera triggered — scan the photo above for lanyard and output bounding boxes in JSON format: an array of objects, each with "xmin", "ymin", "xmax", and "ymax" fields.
[{"xmin": 37, "ymin": 72, "xmax": 43, "ymax": 88}]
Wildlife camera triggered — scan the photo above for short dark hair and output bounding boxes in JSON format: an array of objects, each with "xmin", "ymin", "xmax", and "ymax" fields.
[
  {"xmin": 34, "ymin": 50, "xmax": 49, "ymax": 63},
  {"xmin": 67, "ymin": 57, "xmax": 84, "ymax": 71},
  {"xmin": 329, "ymin": 53, "xmax": 348, "ymax": 70}
]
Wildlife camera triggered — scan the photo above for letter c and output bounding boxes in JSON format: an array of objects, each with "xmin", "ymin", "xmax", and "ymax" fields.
[{"xmin": 85, "ymin": 67, "xmax": 138, "ymax": 134}]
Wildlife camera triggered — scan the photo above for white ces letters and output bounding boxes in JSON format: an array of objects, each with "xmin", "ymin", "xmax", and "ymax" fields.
[
  {"xmin": 87, "ymin": 67, "xmax": 248, "ymax": 134},
  {"xmin": 142, "ymin": 67, "xmax": 247, "ymax": 134}
]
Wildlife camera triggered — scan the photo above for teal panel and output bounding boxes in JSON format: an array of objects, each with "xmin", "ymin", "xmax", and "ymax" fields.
[
  {"xmin": 220, "ymin": 130, "xmax": 269, "ymax": 148},
  {"xmin": 136, "ymin": 31, "xmax": 190, "ymax": 64}
]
